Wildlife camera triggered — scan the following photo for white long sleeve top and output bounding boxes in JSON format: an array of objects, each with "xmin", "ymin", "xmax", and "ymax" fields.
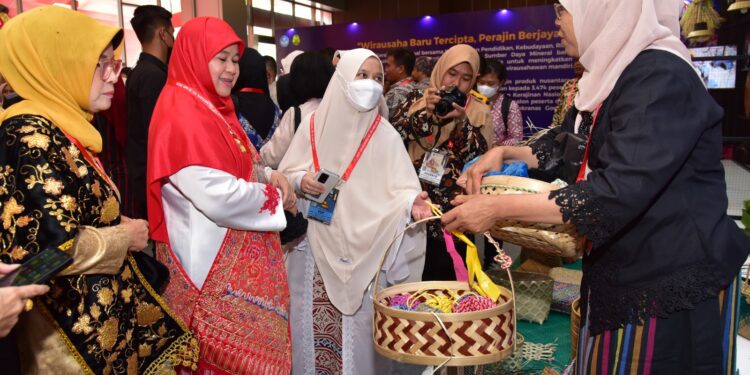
[{"xmin": 161, "ymin": 165, "xmax": 286, "ymax": 288}]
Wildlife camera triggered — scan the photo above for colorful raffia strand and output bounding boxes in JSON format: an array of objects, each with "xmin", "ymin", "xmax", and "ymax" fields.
[
  {"xmin": 494, "ymin": 252, "xmax": 513, "ymax": 270},
  {"xmin": 407, "ymin": 289, "xmax": 460, "ymax": 314},
  {"xmin": 453, "ymin": 293, "xmax": 496, "ymax": 313},
  {"xmin": 388, "ymin": 293, "xmax": 419, "ymax": 311},
  {"xmin": 486, "ymin": 235, "xmax": 513, "ymax": 270},
  {"xmin": 426, "ymin": 202, "xmax": 503, "ymax": 302}
]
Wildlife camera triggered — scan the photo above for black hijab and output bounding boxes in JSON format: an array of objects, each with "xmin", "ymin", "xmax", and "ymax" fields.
[
  {"xmin": 276, "ymin": 73, "xmax": 297, "ymax": 113},
  {"xmin": 232, "ymin": 48, "xmax": 277, "ymax": 139}
]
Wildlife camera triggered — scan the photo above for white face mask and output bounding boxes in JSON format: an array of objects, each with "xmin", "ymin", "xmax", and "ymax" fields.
[
  {"xmin": 477, "ymin": 84, "xmax": 499, "ymax": 99},
  {"xmin": 345, "ymin": 79, "xmax": 384, "ymax": 112}
]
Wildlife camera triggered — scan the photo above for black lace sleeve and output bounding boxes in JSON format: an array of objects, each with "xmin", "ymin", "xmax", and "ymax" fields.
[
  {"xmin": 549, "ymin": 52, "xmax": 718, "ymax": 248},
  {"xmin": 529, "ymin": 137, "xmax": 554, "ymax": 167},
  {"xmin": 527, "ymin": 124, "xmax": 562, "ymax": 168},
  {"xmin": 549, "ymin": 182, "xmax": 617, "ymax": 247}
]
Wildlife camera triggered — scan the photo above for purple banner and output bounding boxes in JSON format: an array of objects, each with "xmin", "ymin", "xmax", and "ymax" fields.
[{"xmin": 276, "ymin": 6, "xmax": 575, "ymax": 132}]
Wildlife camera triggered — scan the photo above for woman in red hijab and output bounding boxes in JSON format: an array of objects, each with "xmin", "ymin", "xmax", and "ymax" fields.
[{"xmin": 147, "ymin": 17, "xmax": 295, "ymax": 374}]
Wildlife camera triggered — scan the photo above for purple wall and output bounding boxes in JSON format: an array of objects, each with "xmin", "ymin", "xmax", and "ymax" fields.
[{"xmin": 276, "ymin": 6, "xmax": 575, "ymax": 132}]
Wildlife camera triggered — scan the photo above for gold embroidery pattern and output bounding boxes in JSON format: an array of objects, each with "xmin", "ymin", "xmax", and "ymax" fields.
[
  {"xmin": 126, "ymin": 256, "xmax": 199, "ymax": 373},
  {"xmin": 0, "ymin": 115, "xmax": 197, "ymax": 374},
  {"xmin": 20, "ymin": 131, "xmax": 51, "ymax": 150},
  {"xmin": 100, "ymin": 196, "xmax": 119, "ymax": 224}
]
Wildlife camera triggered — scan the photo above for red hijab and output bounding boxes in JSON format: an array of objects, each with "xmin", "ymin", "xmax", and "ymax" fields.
[{"xmin": 147, "ymin": 17, "xmax": 247, "ymax": 243}]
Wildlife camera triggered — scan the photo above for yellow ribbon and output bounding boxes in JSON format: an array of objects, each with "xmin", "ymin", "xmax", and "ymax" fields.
[{"xmin": 428, "ymin": 203, "xmax": 502, "ymax": 302}]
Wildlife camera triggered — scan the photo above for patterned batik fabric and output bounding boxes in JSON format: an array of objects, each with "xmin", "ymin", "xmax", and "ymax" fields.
[
  {"xmin": 312, "ymin": 266, "xmax": 344, "ymax": 375},
  {"xmin": 238, "ymin": 105, "xmax": 281, "ymax": 150},
  {"xmin": 550, "ymin": 78, "xmax": 579, "ymax": 129},
  {"xmin": 489, "ymin": 94, "xmax": 524, "ymax": 146},
  {"xmin": 0, "ymin": 114, "xmax": 198, "ymax": 374},
  {"xmin": 385, "ymin": 78, "xmax": 416, "ymax": 123},
  {"xmin": 157, "ymin": 228, "xmax": 292, "ymax": 375}
]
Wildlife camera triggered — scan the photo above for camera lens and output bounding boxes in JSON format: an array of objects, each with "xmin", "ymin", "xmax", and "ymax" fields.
[
  {"xmin": 435, "ymin": 99, "xmax": 452, "ymax": 117},
  {"xmin": 317, "ymin": 174, "xmax": 329, "ymax": 183}
]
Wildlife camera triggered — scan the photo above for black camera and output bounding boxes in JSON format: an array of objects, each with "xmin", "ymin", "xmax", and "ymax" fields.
[{"xmin": 434, "ymin": 85, "xmax": 468, "ymax": 117}]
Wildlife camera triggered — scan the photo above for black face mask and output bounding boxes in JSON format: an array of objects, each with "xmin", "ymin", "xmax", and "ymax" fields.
[{"xmin": 161, "ymin": 30, "xmax": 174, "ymax": 64}]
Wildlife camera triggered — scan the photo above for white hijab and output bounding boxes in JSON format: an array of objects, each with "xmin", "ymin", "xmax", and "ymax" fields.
[
  {"xmin": 280, "ymin": 50, "xmax": 303, "ymax": 75},
  {"xmin": 561, "ymin": 0, "xmax": 692, "ymax": 111},
  {"xmin": 279, "ymin": 48, "xmax": 424, "ymax": 314}
]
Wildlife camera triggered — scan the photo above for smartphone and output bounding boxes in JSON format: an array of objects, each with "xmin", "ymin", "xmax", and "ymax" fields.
[
  {"xmin": 0, "ymin": 247, "xmax": 74, "ymax": 287},
  {"xmin": 305, "ymin": 169, "xmax": 341, "ymax": 204}
]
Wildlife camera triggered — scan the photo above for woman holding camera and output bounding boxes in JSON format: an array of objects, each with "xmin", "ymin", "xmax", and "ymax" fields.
[{"xmin": 391, "ymin": 44, "xmax": 492, "ymax": 281}]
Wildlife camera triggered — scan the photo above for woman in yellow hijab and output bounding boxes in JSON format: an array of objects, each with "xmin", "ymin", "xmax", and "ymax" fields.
[{"xmin": 0, "ymin": 6, "xmax": 197, "ymax": 374}]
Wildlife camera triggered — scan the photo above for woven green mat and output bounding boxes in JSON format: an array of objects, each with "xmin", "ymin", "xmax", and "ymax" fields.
[{"xmin": 483, "ymin": 260, "xmax": 582, "ymax": 374}]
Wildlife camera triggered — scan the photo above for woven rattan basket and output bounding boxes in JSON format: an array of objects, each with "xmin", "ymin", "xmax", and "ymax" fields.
[
  {"xmin": 487, "ymin": 270, "xmax": 553, "ymax": 324},
  {"xmin": 571, "ymin": 297, "xmax": 581, "ymax": 360},
  {"xmin": 480, "ymin": 176, "xmax": 584, "ymax": 258},
  {"xmin": 372, "ymin": 218, "xmax": 518, "ymax": 367},
  {"xmin": 373, "ymin": 281, "xmax": 516, "ymax": 366}
]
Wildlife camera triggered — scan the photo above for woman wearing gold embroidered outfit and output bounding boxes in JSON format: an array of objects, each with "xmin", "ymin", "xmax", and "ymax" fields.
[{"xmin": 0, "ymin": 6, "xmax": 197, "ymax": 374}]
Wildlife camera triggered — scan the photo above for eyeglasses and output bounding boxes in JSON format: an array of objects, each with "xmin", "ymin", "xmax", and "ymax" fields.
[
  {"xmin": 96, "ymin": 59, "xmax": 123, "ymax": 81},
  {"xmin": 554, "ymin": 3, "xmax": 567, "ymax": 19}
]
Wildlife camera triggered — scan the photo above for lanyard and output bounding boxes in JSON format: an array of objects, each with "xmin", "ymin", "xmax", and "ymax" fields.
[
  {"xmin": 310, "ymin": 112, "xmax": 381, "ymax": 182},
  {"xmin": 398, "ymin": 78, "xmax": 414, "ymax": 87},
  {"xmin": 575, "ymin": 104, "xmax": 603, "ymax": 182},
  {"xmin": 62, "ymin": 132, "xmax": 120, "ymax": 200},
  {"xmin": 238, "ymin": 87, "xmax": 265, "ymax": 94},
  {"xmin": 565, "ymin": 79, "xmax": 578, "ymax": 109},
  {"xmin": 171, "ymin": 81, "xmax": 254, "ymax": 156}
]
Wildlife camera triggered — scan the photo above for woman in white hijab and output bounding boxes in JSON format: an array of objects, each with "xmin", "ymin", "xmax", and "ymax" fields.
[
  {"xmin": 280, "ymin": 49, "xmax": 304, "ymax": 75},
  {"xmin": 446, "ymin": 1, "xmax": 749, "ymax": 373},
  {"xmin": 279, "ymin": 48, "xmax": 429, "ymax": 375}
]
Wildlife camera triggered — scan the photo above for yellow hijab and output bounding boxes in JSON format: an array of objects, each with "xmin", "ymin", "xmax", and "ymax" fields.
[
  {"xmin": 0, "ymin": 6, "xmax": 123, "ymax": 153},
  {"xmin": 407, "ymin": 44, "xmax": 492, "ymax": 160}
]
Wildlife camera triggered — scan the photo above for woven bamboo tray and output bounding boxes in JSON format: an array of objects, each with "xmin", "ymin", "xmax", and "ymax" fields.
[
  {"xmin": 480, "ymin": 176, "xmax": 584, "ymax": 258},
  {"xmin": 372, "ymin": 218, "xmax": 518, "ymax": 367},
  {"xmin": 571, "ymin": 297, "xmax": 581, "ymax": 360}
]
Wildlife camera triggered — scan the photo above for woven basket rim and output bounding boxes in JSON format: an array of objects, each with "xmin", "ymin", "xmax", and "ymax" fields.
[
  {"xmin": 373, "ymin": 281, "xmax": 514, "ymax": 321},
  {"xmin": 480, "ymin": 175, "xmax": 560, "ymax": 194},
  {"xmin": 571, "ymin": 297, "xmax": 581, "ymax": 318}
]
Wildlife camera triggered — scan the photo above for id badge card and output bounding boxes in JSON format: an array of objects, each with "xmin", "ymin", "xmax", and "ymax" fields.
[
  {"xmin": 419, "ymin": 149, "xmax": 448, "ymax": 186},
  {"xmin": 307, "ymin": 188, "xmax": 339, "ymax": 225}
]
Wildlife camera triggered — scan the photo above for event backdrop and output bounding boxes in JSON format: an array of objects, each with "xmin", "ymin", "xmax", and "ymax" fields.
[{"xmin": 276, "ymin": 6, "xmax": 575, "ymax": 133}]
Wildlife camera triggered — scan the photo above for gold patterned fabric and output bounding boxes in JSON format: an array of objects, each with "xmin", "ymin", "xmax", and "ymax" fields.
[
  {"xmin": 0, "ymin": 114, "xmax": 198, "ymax": 374},
  {"xmin": 550, "ymin": 78, "xmax": 578, "ymax": 129}
]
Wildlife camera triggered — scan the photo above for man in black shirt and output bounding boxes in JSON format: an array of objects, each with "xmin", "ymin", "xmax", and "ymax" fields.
[{"xmin": 126, "ymin": 5, "xmax": 173, "ymax": 218}]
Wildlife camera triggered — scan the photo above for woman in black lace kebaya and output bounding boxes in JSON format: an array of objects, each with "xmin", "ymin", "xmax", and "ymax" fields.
[{"xmin": 443, "ymin": 1, "xmax": 750, "ymax": 374}]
